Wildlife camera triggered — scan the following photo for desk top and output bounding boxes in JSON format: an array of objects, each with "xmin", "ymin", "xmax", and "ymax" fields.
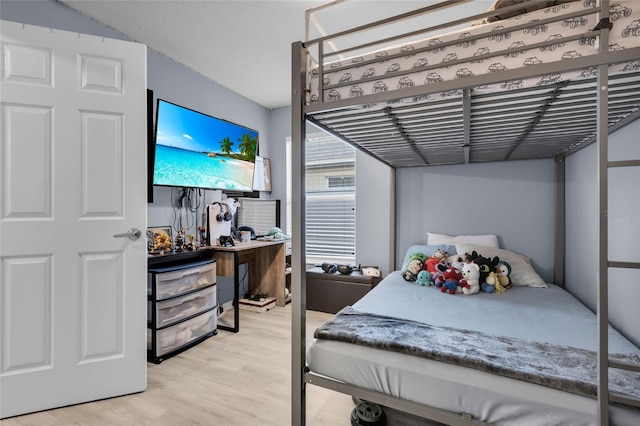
[
  {"xmin": 212, "ymin": 238, "xmax": 289, "ymax": 252},
  {"xmin": 147, "ymin": 246, "xmax": 215, "ymax": 267}
]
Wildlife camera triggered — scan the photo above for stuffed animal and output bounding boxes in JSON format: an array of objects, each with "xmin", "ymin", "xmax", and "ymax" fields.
[
  {"xmin": 433, "ymin": 248, "xmax": 448, "ymax": 260},
  {"xmin": 460, "ymin": 262, "xmax": 480, "ymax": 295},
  {"xmin": 481, "ymin": 271, "xmax": 500, "ymax": 293},
  {"xmin": 495, "ymin": 261, "xmax": 512, "ymax": 289},
  {"xmin": 461, "ymin": 252, "xmax": 474, "ymax": 263},
  {"xmin": 416, "ymin": 270, "xmax": 433, "ymax": 286},
  {"xmin": 442, "ymin": 280, "xmax": 459, "ymax": 294},
  {"xmin": 426, "ymin": 248, "xmax": 449, "ymax": 273},
  {"xmin": 439, "ymin": 263, "xmax": 463, "ymax": 294},
  {"xmin": 426, "ymin": 257, "xmax": 442, "ymax": 273},
  {"xmin": 433, "ymin": 269, "xmax": 445, "ymax": 287},
  {"xmin": 469, "ymin": 251, "xmax": 500, "ymax": 284},
  {"xmin": 402, "ymin": 253, "xmax": 427, "ymax": 282},
  {"xmin": 433, "ymin": 261, "xmax": 450, "ymax": 287},
  {"xmin": 268, "ymin": 227, "xmax": 290, "ymax": 240}
]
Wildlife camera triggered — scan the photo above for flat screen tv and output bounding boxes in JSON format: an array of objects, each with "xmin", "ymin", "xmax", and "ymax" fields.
[{"xmin": 152, "ymin": 99, "xmax": 258, "ymax": 192}]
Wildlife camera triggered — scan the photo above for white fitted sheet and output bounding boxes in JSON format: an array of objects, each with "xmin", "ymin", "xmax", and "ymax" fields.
[{"xmin": 307, "ymin": 271, "xmax": 640, "ymax": 425}]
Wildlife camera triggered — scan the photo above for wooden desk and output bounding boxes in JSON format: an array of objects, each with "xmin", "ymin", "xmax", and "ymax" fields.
[{"xmin": 213, "ymin": 239, "xmax": 287, "ymax": 332}]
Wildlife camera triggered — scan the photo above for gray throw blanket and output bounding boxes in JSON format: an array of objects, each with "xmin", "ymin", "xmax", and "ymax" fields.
[{"xmin": 314, "ymin": 306, "xmax": 640, "ymax": 401}]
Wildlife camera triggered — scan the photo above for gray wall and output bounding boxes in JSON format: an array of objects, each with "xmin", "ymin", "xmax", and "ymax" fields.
[
  {"xmin": 356, "ymin": 150, "xmax": 393, "ymax": 274},
  {"xmin": 395, "ymin": 159, "xmax": 556, "ymax": 283},
  {"xmin": 266, "ymin": 106, "xmax": 290, "ymax": 226},
  {"xmin": 565, "ymin": 119, "xmax": 640, "ymax": 347}
]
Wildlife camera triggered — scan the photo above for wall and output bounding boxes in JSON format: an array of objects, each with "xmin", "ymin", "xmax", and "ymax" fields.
[
  {"xmin": 395, "ymin": 159, "xmax": 556, "ymax": 283},
  {"xmin": 356, "ymin": 150, "xmax": 393, "ymax": 273},
  {"xmin": 565, "ymin": 118, "xmax": 640, "ymax": 347}
]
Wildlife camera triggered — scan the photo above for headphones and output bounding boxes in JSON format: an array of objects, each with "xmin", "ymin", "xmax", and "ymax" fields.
[
  {"xmin": 212, "ymin": 202, "xmax": 233, "ymax": 222},
  {"xmin": 321, "ymin": 263, "xmax": 338, "ymax": 273},
  {"xmin": 321, "ymin": 263, "xmax": 353, "ymax": 275}
]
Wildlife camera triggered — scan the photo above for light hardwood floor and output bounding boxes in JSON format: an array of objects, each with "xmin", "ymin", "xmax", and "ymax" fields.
[{"xmin": 2, "ymin": 306, "xmax": 355, "ymax": 425}]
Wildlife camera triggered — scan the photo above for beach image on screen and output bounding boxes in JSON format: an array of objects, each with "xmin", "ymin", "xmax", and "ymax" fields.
[{"xmin": 153, "ymin": 100, "xmax": 257, "ymax": 191}]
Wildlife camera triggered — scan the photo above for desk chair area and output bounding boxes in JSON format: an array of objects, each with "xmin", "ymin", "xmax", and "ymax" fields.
[{"xmin": 213, "ymin": 239, "xmax": 287, "ymax": 332}]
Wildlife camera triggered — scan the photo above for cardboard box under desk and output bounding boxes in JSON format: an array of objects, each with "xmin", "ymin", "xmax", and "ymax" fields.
[
  {"xmin": 306, "ymin": 267, "xmax": 381, "ymax": 314},
  {"xmin": 239, "ymin": 297, "xmax": 276, "ymax": 313}
]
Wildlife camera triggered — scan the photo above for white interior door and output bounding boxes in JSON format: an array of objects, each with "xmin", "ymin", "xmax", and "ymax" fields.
[{"xmin": 0, "ymin": 21, "xmax": 147, "ymax": 418}]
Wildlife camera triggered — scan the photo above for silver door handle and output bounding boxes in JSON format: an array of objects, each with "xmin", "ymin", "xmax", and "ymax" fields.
[{"xmin": 113, "ymin": 228, "xmax": 142, "ymax": 241}]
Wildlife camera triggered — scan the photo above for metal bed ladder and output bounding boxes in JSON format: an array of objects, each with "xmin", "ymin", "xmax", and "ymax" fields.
[
  {"xmin": 596, "ymin": 1, "xmax": 640, "ymax": 421},
  {"xmin": 597, "ymin": 123, "xmax": 640, "ymax": 425}
]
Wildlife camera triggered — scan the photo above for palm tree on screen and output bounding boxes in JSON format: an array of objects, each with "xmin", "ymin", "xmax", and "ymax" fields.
[
  {"xmin": 238, "ymin": 133, "xmax": 257, "ymax": 161},
  {"xmin": 220, "ymin": 137, "xmax": 233, "ymax": 154}
]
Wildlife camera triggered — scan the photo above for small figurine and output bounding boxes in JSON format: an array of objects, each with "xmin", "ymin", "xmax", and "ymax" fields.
[
  {"xmin": 146, "ymin": 229, "xmax": 155, "ymax": 253},
  {"xmin": 174, "ymin": 228, "xmax": 185, "ymax": 252},
  {"xmin": 185, "ymin": 234, "xmax": 196, "ymax": 250},
  {"xmin": 198, "ymin": 226, "xmax": 207, "ymax": 246}
]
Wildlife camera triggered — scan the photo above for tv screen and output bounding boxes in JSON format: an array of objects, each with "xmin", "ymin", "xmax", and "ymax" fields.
[{"xmin": 152, "ymin": 99, "xmax": 258, "ymax": 191}]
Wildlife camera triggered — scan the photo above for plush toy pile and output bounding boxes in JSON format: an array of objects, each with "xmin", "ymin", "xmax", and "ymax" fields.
[{"xmin": 401, "ymin": 249, "xmax": 512, "ymax": 296}]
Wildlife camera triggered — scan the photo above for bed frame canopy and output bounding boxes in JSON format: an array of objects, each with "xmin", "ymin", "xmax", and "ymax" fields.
[{"xmin": 291, "ymin": 0, "xmax": 640, "ymax": 424}]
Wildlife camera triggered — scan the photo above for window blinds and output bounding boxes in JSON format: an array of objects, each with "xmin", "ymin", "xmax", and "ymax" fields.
[
  {"xmin": 304, "ymin": 134, "xmax": 356, "ymax": 265},
  {"xmin": 236, "ymin": 199, "xmax": 280, "ymax": 236}
]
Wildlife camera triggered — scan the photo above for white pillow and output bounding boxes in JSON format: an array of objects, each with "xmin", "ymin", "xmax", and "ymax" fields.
[
  {"xmin": 455, "ymin": 243, "xmax": 547, "ymax": 288},
  {"xmin": 427, "ymin": 232, "xmax": 500, "ymax": 248}
]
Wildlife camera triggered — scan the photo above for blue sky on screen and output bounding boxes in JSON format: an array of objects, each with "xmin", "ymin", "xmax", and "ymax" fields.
[{"xmin": 155, "ymin": 100, "xmax": 257, "ymax": 154}]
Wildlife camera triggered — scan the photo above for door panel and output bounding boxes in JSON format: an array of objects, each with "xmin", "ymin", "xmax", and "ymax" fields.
[
  {"xmin": 2, "ymin": 104, "xmax": 53, "ymax": 219},
  {"xmin": 79, "ymin": 252, "xmax": 123, "ymax": 362},
  {"xmin": 0, "ymin": 21, "xmax": 147, "ymax": 418},
  {"xmin": 81, "ymin": 111, "xmax": 123, "ymax": 217},
  {"xmin": 1, "ymin": 256, "xmax": 53, "ymax": 374}
]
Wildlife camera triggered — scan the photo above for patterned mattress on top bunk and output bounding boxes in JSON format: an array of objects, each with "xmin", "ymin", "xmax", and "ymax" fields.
[
  {"xmin": 308, "ymin": 0, "xmax": 640, "ymax": 105},
  {"xmin": 307, "ymin": 242, "xmax": 640, "ymax": 425}
]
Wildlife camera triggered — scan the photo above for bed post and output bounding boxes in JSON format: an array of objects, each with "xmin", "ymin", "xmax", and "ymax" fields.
[
  {"xmin": 291, "ymin": 40, "xmax": 308, "ymax": 426},
  {"xmin": 390, "ymin": 168, "xmax": 396, "ymax": 272},
  {"xmin": 554, "ymin": 158, "xmax": 565, "ymax": 288},
  {"xmin": 596, "ymin": 1, "xmax": 611, "ymax": 424}
]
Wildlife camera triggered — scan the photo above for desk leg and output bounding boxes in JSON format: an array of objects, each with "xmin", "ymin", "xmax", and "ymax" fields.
[{"xmin": 217, "ymin": 251, "xmax": 240, "ymax": 333}]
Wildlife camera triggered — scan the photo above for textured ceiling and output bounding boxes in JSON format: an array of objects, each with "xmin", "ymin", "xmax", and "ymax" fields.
[{"xmin": 56, "ymin": 0, "xmax": 490, "ymax": 109}]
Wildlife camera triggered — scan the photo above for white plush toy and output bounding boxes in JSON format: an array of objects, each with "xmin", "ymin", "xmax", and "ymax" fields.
[{"xmin": 460, "ymin": 263, "xmax": 480, "ymax": 295}]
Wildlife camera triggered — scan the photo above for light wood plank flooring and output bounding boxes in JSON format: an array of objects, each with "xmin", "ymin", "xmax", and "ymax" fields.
[{"xmin": 1, "ymin": 306, "xmax": 355, "ymax": 425}]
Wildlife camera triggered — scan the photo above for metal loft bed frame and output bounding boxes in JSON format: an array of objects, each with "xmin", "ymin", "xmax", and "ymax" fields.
[{"xmin": 291, "ymin": 0, "xmax": 640, "ymax": 424}]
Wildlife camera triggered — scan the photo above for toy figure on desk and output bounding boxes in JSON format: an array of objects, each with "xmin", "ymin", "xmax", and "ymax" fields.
[
  {"xmin": 146, "ymin": 229, "xmax": 155, "ymax": 253},
  {"xmin": 185, "ymin": 234, "xmax": 196, "ymax": 251},
  {"xmin": 174, "ymin": 228, "xmax": 185, "ymax": 252},
  {"xmin": 198, "ymin": 226, "xmax": 207, "ymax": 246}
]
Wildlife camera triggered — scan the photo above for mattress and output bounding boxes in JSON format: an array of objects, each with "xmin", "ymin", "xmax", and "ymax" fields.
[
  {"xmin": 308, "ymin": 0, "xmax": 640, "ymax": 104},
  {"xmin": 307, "ymin": 271, "xmax": 640, "ymax": 425}
]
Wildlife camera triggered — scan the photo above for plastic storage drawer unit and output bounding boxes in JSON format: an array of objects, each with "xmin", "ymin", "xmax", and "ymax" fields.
[
  {"xmin": 148, "ymin": 260, "xmax": 216, "ymax": 300},
  {"xmin": 148, "ymin": 285, "xmax": 217, "ymax": 329},
  {"xmin": 148, "ymin": 308, "xmax": 217, "ymax": 357},
  {"xmin": 148, "ymin": 258, "xmax": 217, "ymax": 363}
]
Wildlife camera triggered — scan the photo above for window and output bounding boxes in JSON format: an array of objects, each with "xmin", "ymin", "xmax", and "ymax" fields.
[
  {"xmin": 327, "ymin": 176, "xmax": 355, "ymax": 188},
  {"xmin": 236, "ymin": 199, "xmax": 280, "ymax": 236},
  {"xmin": 286, "ymin": 132, "xmax": 356, "ymax": 265}
]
